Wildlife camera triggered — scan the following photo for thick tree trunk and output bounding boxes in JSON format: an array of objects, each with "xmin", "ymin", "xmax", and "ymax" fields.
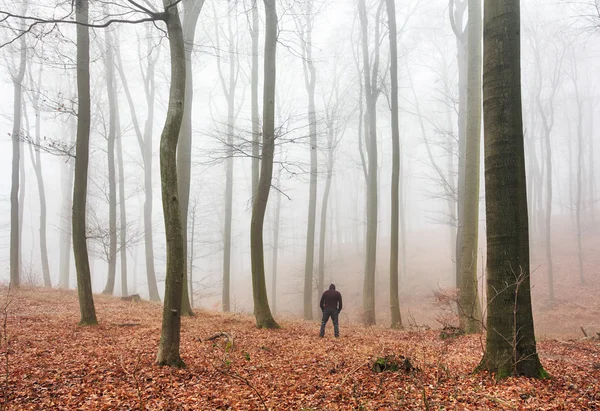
[
  {"xmin": 73, "ymin": 0, "xmax": 97, "ymax": 325},
  {"xmin": 478, "ymin": 0, "xmax": 544, "ymax": 378},
  {"xmin": 458, "ymin": 0, "xmax": 482, "ymax": 334},
  {"xmin": 177, "ymin": 0, "xmax": 203, "ymax": 317},
  {"xmin": 115, "ymin": 37, "xmax": 160, "ymax": 301},
  {"xmin": 103, "ymin": 25, "xmax": 118, "ymax": 296},
  {"xmin": 250, "ymin": 0, "xmax": 279, "ymax": 329},
  {"xmin": 156, "ymin": 1, "xmax": 187, "ymax": 368},
  {"xmin": 386, "ymin": 0, "xmax": 402, "ymax": 330}
]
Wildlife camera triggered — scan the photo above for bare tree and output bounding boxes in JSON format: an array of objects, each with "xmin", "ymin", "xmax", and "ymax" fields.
[
  {"xmin": 7, "ymin": 2, "xmax": 27, "ymax": 288},
  {"xmin": 115, "ymin": 30, "xmax": 161, "ymax": 302},
  {"xmin": 250, "ymin": 0, "xmax": 279, "ymax": 329},
  {"xmin": 73, "ymin": 0, "xmax": 97, "ymax": 325},
  {"xmin": 478, "ymin": 0, "xmax": 544, "ymax": 378},
  {"xmin": 213, "ymin": 0, "xmax": 239, "ymax": 312},
  {"xmin": 458, "ymin": 0, "xmax": 482, "ymax": 334},
  {"xmin": 177, "ymin": 0, "xmax": 204, "ymax": 317},
  {"xmin": 386, "ymin": 0, "xmax": 402, "ymax": 329},
  {"xmin": 358, "ymin": 0, "xmax": 384, "ymax": 326},
  {"xmin": 531, "ymin": 31, "xmax": 564, "ymax": 302},
  {"xmin": 156, "ymin": 0, "xmax": 188, "ymax": 367},
  {"xmin": 101, "ymin": 14, "xmax": 118, "ymax": 296},
  {"xmin": 293, "ymin": 0, "xmax": 319, "ymax": 321},
  {"xmin": 24, "ymin": 62, "xmax": 51, "ymax": 288}
]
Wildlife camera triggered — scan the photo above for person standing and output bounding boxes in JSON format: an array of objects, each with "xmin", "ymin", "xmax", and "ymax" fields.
[{"xmin": 319, "ymin": 284, "xmax": 342, "ymax": 337}]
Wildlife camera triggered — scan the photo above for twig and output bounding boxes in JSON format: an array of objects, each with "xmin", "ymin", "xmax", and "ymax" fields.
[{"xmin": 580, "ymin": 326, "xmax": 588, "ymax": 338}]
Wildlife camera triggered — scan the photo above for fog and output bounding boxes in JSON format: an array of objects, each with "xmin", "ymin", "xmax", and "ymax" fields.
[{"xmin": 0, "ymin": 0, "xmax": 599, "ymax": 333}]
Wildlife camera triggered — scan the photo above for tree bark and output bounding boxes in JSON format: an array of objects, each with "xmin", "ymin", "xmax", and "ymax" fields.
[
  {"xmin": 358, "ymin": 0, "xmax": 383, "ymax": 326},
  {"xmin": 478, "ymin": 0, "xmax": 545, "ymax": 378},
  {"xmin": 271, "ymin": 166, "xmax": 282, "ymax": 315},
  {"xmin": 102, "ymin": 22, "xmax": 118, "ymax": 296},
  {"xmin": 156, "ymin": 0, "xmax": 187, "ymax": 368},
  {"xmin": 571, "ymin": 63, "xmax": 585, "ymax": 285},
  {"xmin": 177, "ymin": 0, "xmax": 204, "ymax": 316},
  {"xmin": 251, "ymin": 0, "xmax": 260, "ymax": 198},
  {"xmin": 386, "ymin": 0, "xmax": 402, "ymax": 330},
  {"xmin": 213, "ymin": 0, "xmax": 237, "ymax": 312},
  {"xmin": 27, "ymin": 67, "xmax": 51, "ymax": 288},
  {"xmin": 450, "ymin": 0, "xmax": 468, "ymax": 290},
  {"xmin": 9, "ymin": 15, "xmax": 27, "ymax": 289},
  {"xmin": 458, "ymin": 0, "xmax": 482, "ymax": 334},
  {"xmin": 299, "ymin": 0, "xmax": 318, "ymax": 321},
  {"xmin": 115, "ymin": 105, "xmax": 128, "ymax": 296},
  {"xmin": 73, "ymin": 0, "xmax": 97, "ymax": 325},
  {"xmin": 250, "ymin": 0, "xmax": 279, "ymax": 329},
  {"xmin": 59, "ymin": 123, "xmax": 75, "ymax": 289}
]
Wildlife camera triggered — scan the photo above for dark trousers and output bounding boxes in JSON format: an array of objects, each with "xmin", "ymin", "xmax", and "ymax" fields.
[{"xmin": 319, "ymin": 309, "xmax": 339, "ymax": 337}]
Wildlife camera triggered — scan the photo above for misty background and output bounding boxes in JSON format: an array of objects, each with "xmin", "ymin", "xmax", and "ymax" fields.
[{"xmin": 0, "ymin": 0, "xmax": 598, "ymax": 331}]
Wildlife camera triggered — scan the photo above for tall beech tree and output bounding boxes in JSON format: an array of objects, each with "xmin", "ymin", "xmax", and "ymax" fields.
[
  {"xmin": 385, "ymin": 0, "xmax": 402, "ymax": 329},
  {"xmin": 358, "ymin": 0, "xmax": 384, "ymax": 326},
  {"xmin": 177, "ymin": 0, "xmax": 204, "ymax": 316},
  {"xmin": 250, "ymin": 0, "xmax": 279, "ymax": 329},
  {"xmin": 8, "ymin": 3, "xmax": 27, "ymax": 289},
  {"xmin": 115, "ymin": 33, "xmax": 161, "ymax": 302},
  {"xmin": 294, "ymin": 0, "xmax": 318, "ymax": 321},
  {"xmin": 478, "ymin": 0, "xmax": 544, "ymax": 378},
  {"xmin": 458, "ymin": 0, "xmax": 482, "ymax": 334},
  {"xmin": 73, "ymin": 0, "xmax": 97, "ymax": 325},
  {"xmin": 156, "ymin": 0, "xmax": 188, "ymax": 367}
]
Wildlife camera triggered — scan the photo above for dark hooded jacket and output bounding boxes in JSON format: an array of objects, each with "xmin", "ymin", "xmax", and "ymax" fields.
[{"xmin": 320, "ymin": 284, "xmax": 342, "ymax": 312}]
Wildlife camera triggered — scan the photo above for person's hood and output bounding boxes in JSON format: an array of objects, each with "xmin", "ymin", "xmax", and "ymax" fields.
[{"xmin": 329, "ymin": 284, "xmax": 336, "ymax": 290}]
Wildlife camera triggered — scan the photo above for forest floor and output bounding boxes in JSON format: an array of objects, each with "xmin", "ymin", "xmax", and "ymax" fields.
[{"xmin": 1, "ymin": 287, "xmax": 599, "ymax": 410}]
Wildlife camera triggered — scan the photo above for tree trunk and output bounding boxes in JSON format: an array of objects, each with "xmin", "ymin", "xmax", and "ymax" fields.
[
  {"xmin": 458, "ymin": 0, "xmax": 482, "ymax": 334},
  {"xmin": 300, "ymin": 1, "xmax": 318, "ymax": 321},
  {"xmin": 73, "ymin": 0, "xmax": 97, "ymax": 325},
  {"xmin": 271, "ymin": 166, "xmax": 282, "ymax": 315},
  {"xmin": 478, "ymin": 0, "xmax": 544, "ymax": 378},
  {"xmin": 177, "ymin": 0, "xmax": 204, "ymax": 317},
  {"xmin": 358, "ymin": 0, "xmax": 383, "ymax": 326},
  {"xmin": 386, "ymin": 0, "xmax": 402, "ymax": 329},
  {"xmin": 575, "ymin": 96, "xmax": 585, "ymax": 284},
  {"xmin": 9, "ymin": 21, "xmax": 26, "ymax": 289},
  {"xmin": 116, "ymin": 105, "xmax": 128, "ymax": 296},
  {"xmin": 27, "ymin": 68, "xmax": 51, "ymax": 288},
  {"xmin": 156, "ymin": 0, "xmax": 187, "ymax": 368},
  {"xmin": 250, "ymin": 0, "xmax": 279, "ymax": 329},
  {"xmin": 59, "ymin": 123, "xmax": 75, "ymax": 289},
  {"xmin": 251, "ymin": 0, "xmax": 260, "ymax": 197},
  {"xmin": 213, "ymin": 0, "xmax": 237, "ymax": 312},
  {"xmin": 103, "ymin": 23, "xmax": 118, "ymax": 296},
  {"xmin": 450, "ymin": 0, "xmax": 468, "ymax": 290},
  {"xmin": 115, "ymin": 35, "xmax": 160, "ymax": 301},
  {"xmin": 317, "ymin": 118, "xmax": 334, "ymax": 300}
]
